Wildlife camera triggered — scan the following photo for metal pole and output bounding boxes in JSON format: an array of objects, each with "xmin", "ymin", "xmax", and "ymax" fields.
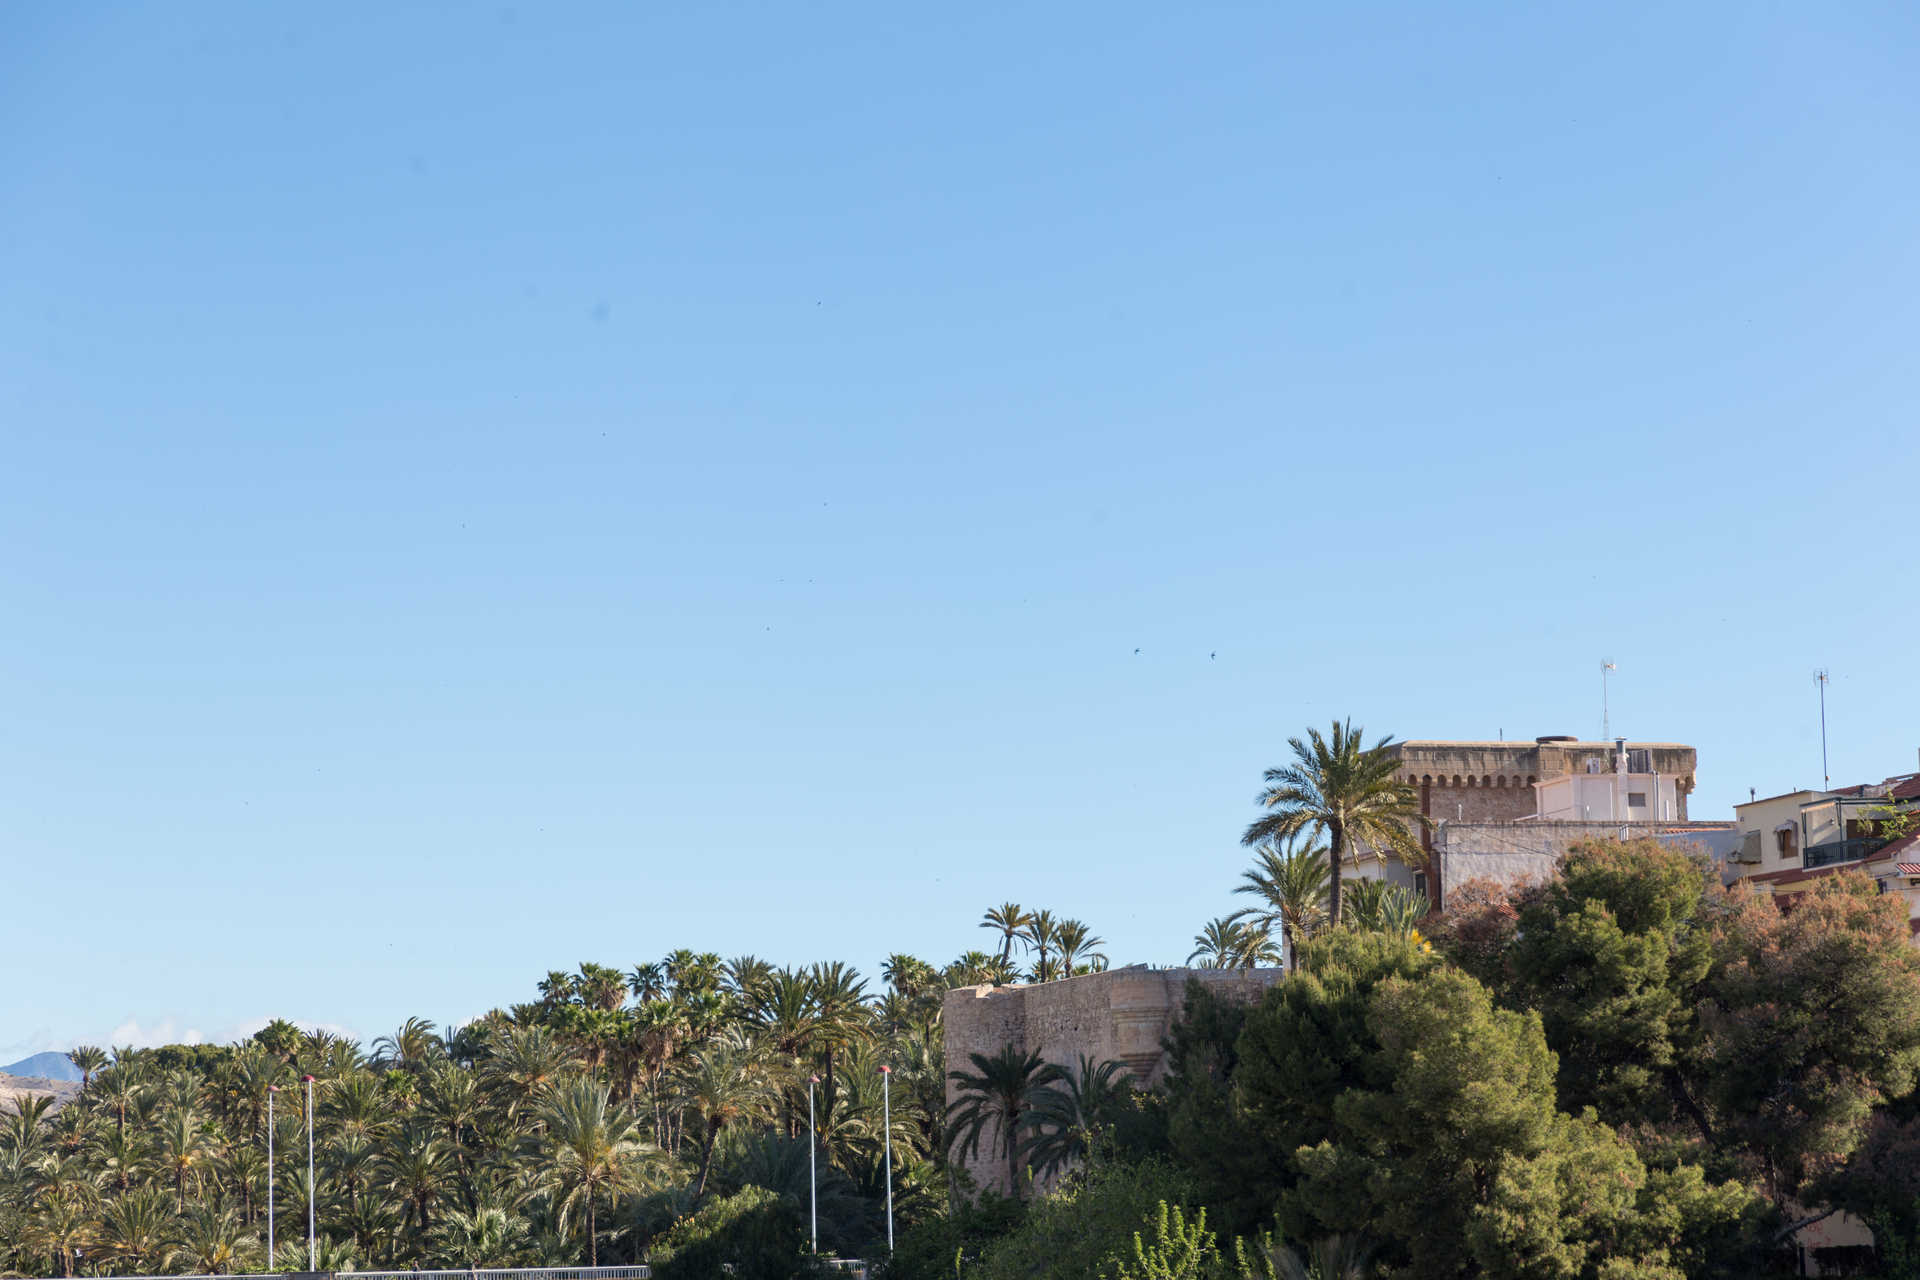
[
  {"xmin": 808, "ymin": 1075, "xmax": 819, "ymax": 1255},
  {"xmin": 267, "ymin": 1087, "xmax": 276, "ymax": 1270},
  {"xmin": 1817, "ymin": 670, "xmax": 1831, "ymax": 788},
  {"xmin": 881, "ymin": 1066, "xmax": 894, "ymax": 1254},
  {"xmin": 1602, "ymin": 661, "xmax": 1616, "ymax": 742},
  {"xmin": 304, "ymin": 1075, "xmax": 316, "ymax": 1272}
]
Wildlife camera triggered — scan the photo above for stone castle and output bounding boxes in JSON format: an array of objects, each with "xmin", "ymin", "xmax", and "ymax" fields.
[{"xmin": 942, "ymin": 965, "xmax": 1280, "ymax": 1196}]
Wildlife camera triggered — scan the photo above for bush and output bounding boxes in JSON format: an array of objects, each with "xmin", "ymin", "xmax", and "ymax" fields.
[
  {"xmin": 971, "ymin": 1160, "xmax": 1201, "ymax": 1280},
  {"xmin": 649, "ymin": 1185, "xmax": 816, "ymax": 1280},
  {"xmin": 878, "ymin": 1189, "xmax": 1025, "ymax": 1280}
]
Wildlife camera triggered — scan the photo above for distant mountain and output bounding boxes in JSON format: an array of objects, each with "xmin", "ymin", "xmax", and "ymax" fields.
[{"xmin": 0, "ymin": 1052, "xmax": 84, "ymax": 1082}]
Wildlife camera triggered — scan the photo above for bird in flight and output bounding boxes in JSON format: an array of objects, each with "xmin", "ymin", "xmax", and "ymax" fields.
[
  {"xmin": 1210, "ymin": 652, "xmax": 1216, "ymax": 659},
  {"xmin": 1133, "ymin": 648, "xmax": 1140, "ymax": 655}
]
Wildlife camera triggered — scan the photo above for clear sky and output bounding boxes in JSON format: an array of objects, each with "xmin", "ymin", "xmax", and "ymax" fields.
[{"xmin": 5, "ymin": 3, "xmax": 1918, "ymax": 1059}]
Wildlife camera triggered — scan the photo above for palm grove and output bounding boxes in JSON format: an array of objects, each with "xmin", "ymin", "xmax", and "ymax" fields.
[{"xmin": 5, "ymin": 722, "xmax": 1920, "ymax": 1279}]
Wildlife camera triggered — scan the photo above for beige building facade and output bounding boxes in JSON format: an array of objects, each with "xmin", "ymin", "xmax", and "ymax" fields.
[{"xmin": 1383, "ymin": 737, "xmax": 1700, "ymax": 905}]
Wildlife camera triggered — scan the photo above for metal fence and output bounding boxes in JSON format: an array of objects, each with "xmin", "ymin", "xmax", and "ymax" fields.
[
  {"xmin": 105, "ymin": 1270, "xmax": 652, "ymax": 1280},
  {"xmin": 353, "ymin": 1271, "xmax": 651, "ymax": 1280}
]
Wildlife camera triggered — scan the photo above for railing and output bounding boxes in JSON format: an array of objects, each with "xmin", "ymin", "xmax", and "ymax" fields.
[
  {"xmin": 352, "ymin": 1271, "xmax": 650, "ymax": 1280},
  {"xmin": 1805, "ymin": 838, "xmax": 1884, "ymax": 869},
  {"xmin": 108, "ymin": 1270, "xmax": 652, "ymax": 1280}
]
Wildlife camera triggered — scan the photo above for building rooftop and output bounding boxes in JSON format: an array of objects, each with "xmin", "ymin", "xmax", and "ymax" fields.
[
  {"xmin": 1394, "ymin": 739, "xmax": 1693, "ymax": 749},
  {"xmin": 1735, "ymin": 788, "xmax": 1826, "ymax": 811}
]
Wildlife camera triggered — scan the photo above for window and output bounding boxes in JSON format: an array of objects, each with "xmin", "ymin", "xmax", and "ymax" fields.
[
  {"xmin": 1628, "ymin": 792, "xmax": 1648, "ymax": 808},
  {"xmin": 1775, "ymin": 827, "xmax": 1798, "ymax": 858}
]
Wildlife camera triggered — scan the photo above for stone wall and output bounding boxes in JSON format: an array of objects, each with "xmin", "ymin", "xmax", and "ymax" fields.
[
  {"xmin": 942, "ymin": 966, "xmax": 1281, "ymax": 1196},
  {"xmin": 1433, "ymin": 820, "xmax": 1738, "ymax": 905}
]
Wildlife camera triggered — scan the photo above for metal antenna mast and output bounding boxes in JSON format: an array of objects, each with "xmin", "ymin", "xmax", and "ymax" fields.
[
  {"xmin": 1602, "ymin": 661, "xmax": 1617, "ymax": 741},
  {"xmin": 1816, "ymin": 670, "xmax": 1831, "ymax": 788}
]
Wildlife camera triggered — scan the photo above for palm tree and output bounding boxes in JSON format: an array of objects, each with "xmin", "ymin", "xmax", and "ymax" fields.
[
  {"xmin": 537, "ymin": 1077, "xmax": 652, "ymax": 1265},
  {"xmin": 431, "ymin": 1205, "xmax": 534, "ymax": 1268},
  {"xmin": 219, "ymin": 1143, "xmax": 267, "ymax": 1225},
  {"xmin": 373, "ymin": 1017, "xmax": 440, "ymax": 1072},
  {"xmin": 1342, "ymin": 879, "xmax": 1430, "ymax": 937},
  {"xmin": 809, "ymin": 962, "xmax": 871, "ymax": 1128},
  {"xmin": 380, "ymin": 1123, "xmax": 454, "ymax": 1235},
  {"xmin": 675, "ymin": 1031, "xmax": 775, "ymax": 1203},
  {"xmin": 946, "ymin": 1047, "xmax": 1061, "ymax": 1200},
  {"xmin": 1241, "ymin": 720, "xmax": 1425, "ymax": 927},
  {"xmin": 90, "ymin": 1122, "xmax": 146, "ymax": 1195},
  {"xmin": 97, "ymin": 1068, "xmax": 144, "ymax": 1140},
  {"xmin": 66, "ymin": 1046, "xmax": 108, "ymax": 1090},
  {"xmin": 5, "ymin": 1094, "xmax": 54, "ymax": 1161},
  {"xmin": 1022, "ymin": 1054, "xmax": 1129, "ymax": 1180},
  {"xmin": 628, "ymin": 961, "xmax": 668, "ymax": 1003},
  {"xmin": 1236, "ymin": 1231, "xmax": 1379, "ymax": 1280},
  {"xmin": 1053, "ymin": 920, "xmax": 1108, "ymax": 978},
  {"xmin": 482, "ymin": 1024, "xmax": 568, "ymax": 1120},
  {"xmin": 944, "ymin": 950, "xmax": 1001, "ymax": 987},
  {"xmin": 178, "ymin": 1201, "xmax": 255, "ymax": 1274},
  {"xmin": 95, "ymin": 1185, "xmax": 177, "ymax": 1273},
  {"xmin": 1019, "ymin": 909, "xmax": 1061, "ymax": 981},
  {"xmin": 980, "ymin": 903, "xmax": 1032, "ymax": 963},
  {"xmin": 1188, "ymin": 918, "xmax": 1280, "ymax": 969},
  {"xmin": 154, "ymin": 1104, "xmax": 213, "ymax": 1209},
  {"xmin": 1233, "ymin": 835, "xmax": 1332, "ymax": 971},
  {"xmin": 26, "ymin": 1194, "xmax": 93, "ymax": 1278}
]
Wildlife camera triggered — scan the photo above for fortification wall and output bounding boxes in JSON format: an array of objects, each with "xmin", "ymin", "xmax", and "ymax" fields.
[{"xmin": 942, "ymin": 966, "xmax": 1280, "ymax": 1197}]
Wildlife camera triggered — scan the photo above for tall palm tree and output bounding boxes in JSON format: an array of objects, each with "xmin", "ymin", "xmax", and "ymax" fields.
[
  {"xmin": 97, "ymin": 1069, "xmax": 144, "ymax": 1141},
  {"xmin": 945, "ymin": 1047, "xmax": 1061, "ymax": 1201},
  {"xmin": 1232, "ymin": 835, "xmax": 1333, "ymax": 971},
  {"xmin": 808, "ymin": 962, "xmax": 871, "ymax": 1128},
  {"xmin": 537, "ymin": 1078, "xmax": 652, "ymax": 1266},
  {"xmin": 90, "ymin": 1123, "xmax": 146, "ymax": 1195},
  {"xmin": 675, "ymin": 1031, "xmax": 775, "ymax": 1203},
  {"xmin": 1241, "ymin": 720, "xmax": 1425, "ymax": 927},
  {"xmin": 1018, "ymin": 909, "xmax": 1061, "ymax": 981},
  {"xmin": 979, "ymin": 903, "xmax": 1032, "ymax": 963},
  {"xmin": 380, "ymin": 1123, "xmax": 454, "ymax": 1235},
  {"xmin": 66, "ymin": 1046, "xmax": 108, "ymax": 1090},
  {"xmin": 1053, "ymin": 920, "xmax": 1108, "ymax": 978},
  {"xmin": 154, "ymin": 1104, "xmax": 213, "ymax": 1210},
  {"xmin": 1188, "ymin": 918, "xmax": 1280, "ymax": 969},
  {"xmin": 219, "ymin": 1142, "xmax": 267, "ymax": 1225},
  {"xmin": 373, "ymin": 1017, "xmax": 440, "ymax": 1072},
  {"xmin": 481, "ymin": 1025, "xmax": 568, "ymax": 1121}
]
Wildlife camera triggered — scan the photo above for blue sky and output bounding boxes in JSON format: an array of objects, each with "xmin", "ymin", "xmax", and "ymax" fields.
[{"xmin": 4, "ymin": 3, "xmax": 1918, "ymax": 1058}]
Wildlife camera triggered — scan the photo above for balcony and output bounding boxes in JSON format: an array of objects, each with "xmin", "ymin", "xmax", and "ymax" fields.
[{"xmin": 1804, "ymin": 838, "xmax": 1884, "ymax": 869}]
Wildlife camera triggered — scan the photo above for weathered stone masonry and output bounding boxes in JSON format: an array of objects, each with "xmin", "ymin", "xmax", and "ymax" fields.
[{"xmin": 942, "ymin": 966, "xmax": 1281, "ymax": 1196}]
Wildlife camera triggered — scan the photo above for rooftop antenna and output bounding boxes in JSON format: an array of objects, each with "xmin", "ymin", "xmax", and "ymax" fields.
[
  {"xmin": 1601, "ymin": 661, "xmax": 1617, "ymax": 741},
  {"xmin": 1816, "ymin": 670, "xmax": 1830, "ymax": 788}
]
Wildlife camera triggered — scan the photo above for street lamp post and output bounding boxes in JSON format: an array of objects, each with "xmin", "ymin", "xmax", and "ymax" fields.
[
  {"xmin": 267, "ymin": 1085, "xmax": 277, "ymax": 1270},
  {"xmin": 807, "ymin": 1075, "xmax": 820, "ymax": 1255},
  {"xmin": 303, "ymin": 1075, "xmax": 316, "ymax": 1272},
  {"xmin": 880, "ymin": 1065, "xmax": 894, "ymax": 1254}
]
